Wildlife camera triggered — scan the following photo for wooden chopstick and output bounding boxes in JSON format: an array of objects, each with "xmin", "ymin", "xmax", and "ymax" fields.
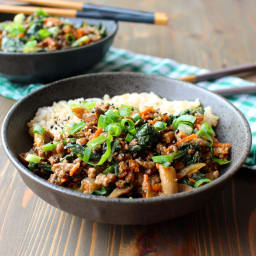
[
  {"xmin": 179, "ymin": 63, "xmax": 256, "ymax": 83},
  {"xmin": 212, "ymin": 85, "xmax": 256, "ymax": 97},
  {"xmin": 0, "ymin": 5, "xmax": 76, "ymax": 17},
  {"xmin": 14, "ymin": 0, "xmax": 168, "ymax": 25}
]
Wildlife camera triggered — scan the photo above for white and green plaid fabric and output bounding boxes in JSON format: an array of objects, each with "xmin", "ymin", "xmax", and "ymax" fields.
[{"xmin": 0, "ymin": 48, "xmax": 255, "ymax": 168}]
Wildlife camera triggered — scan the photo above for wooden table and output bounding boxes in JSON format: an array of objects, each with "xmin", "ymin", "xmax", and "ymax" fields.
[{"xmin": 0, "ymin": 0, "xmax": 256, "ymax": 255}]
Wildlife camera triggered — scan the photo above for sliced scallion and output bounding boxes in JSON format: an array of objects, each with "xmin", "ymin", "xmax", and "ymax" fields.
[
  {"xmin": 103, "ymin": 165, "xmax": 115, "ymax": 174},
  {"xmin": 125, "ymin": 133, "xmax": 133, "ymax": 143},
  {"xmin": 105, "ymin": 109, "xmax": 120, "ymax": 122},
  {"xmin": 38, "ymin": 28, "xmax": 51, "ymax": 39},
  {"xmin": 194, "ymin": 178, "xmax": 211, "ymax": 188},
  {"xmin": 172, "ymin": 115, "xmax": 196, "ymax": 130},
  {"xmin": 69, "ymin": 122, "xmax": 86, "ymax": 135},
  {"xmin": 33, "ymin": 125, "xmax": 45, "ymax": 136},
  {"xmin": 85, "ymin": 101, "xmax": 96, "ymax": 110},
  {"xmin": 197, "ymin": 123, "xmax": 214, "ymax": 146},
  {"xmin": 153, "ymin": 121, "xmax": 167, "ymax": 131},
  {"xmin": 152, "ymin": 151, "xmax": 184, "ymax": 164},
  {"xmin": 87, "ymin": 134, "xmax": 107, "ymax": 148},
  {"xmin": 98, "ymin": 115, "xmax": 107, "ymax": 129},
  {"xmin": 211, "ymin": 156, "xmax": 230, "ymax": 165},
  {"xmin": 121, "ymin": 118, "xmax": 135, "ymax": 134},
  {"xmin": 177, "ymin": 123, "xmax": 193, "ymax": 135},
  {"xmin": 131, "ymin": 113, "xmax": 141, "ymax": 121},
  {"xmin": 72, "ymin": 35, "xmax": 89, "ymax": 47},
  {"xmin": 25, "ymin": 154, "xmax": 41, "ymax": 163},
  {"xmin": 82, "ymin": 147, "xmax": 91, "ymax": 162},
  {"xmin": 42, "ymin": 142, "xmax": 58, "ymax": 152},
  {"xmin": 107, "ymin": 124, "xmax": 122, "ymax": 137},
  {"xmin": 120, "ymin": 105, "xmax": 133, "ymax": 117},
  {"xmin": 201, "ymin": 122, "xmax": 215, "ymax": 136}
]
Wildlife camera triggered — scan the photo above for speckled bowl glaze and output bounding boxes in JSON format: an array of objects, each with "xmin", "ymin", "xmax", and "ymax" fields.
[
  {"xmin": 0, "ymin": 13, "xmax": 118, "ymax": 83},
  {"xmin": 2, "ymin": 73, "xmax": 251, "ymax": 225}
]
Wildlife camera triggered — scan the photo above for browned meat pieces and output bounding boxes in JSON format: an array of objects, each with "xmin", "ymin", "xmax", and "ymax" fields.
[
  {"xmin": 95, "ymin": 173, "xmax": 116, "ymax": 187},
  {"xmin": 71, "ymin": 106, "xmax": 105, "ymax": 127},
  {"xmin": 49, "ymin": 162, "xmax": 75, "ymax": 185},
  {"xmin": 88, "ymin": 167, "xmax": 97, "ymax": 179},
  {"xmin": 162, "ymin": 131, "xmax": 175, "ymax": 144},
  {"xmin": 136, "ymin": 160, "xmax": 155, "ymax": 169}
]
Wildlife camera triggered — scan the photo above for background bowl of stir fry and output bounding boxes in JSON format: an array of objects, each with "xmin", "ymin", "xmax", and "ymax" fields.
[
  {"xmin": 2, "ymin": 73, "xmax": 251, "ymax": 225},
  {"xmin": 0, "ymin": 10, "xmax": 118, "ymax": 83}
]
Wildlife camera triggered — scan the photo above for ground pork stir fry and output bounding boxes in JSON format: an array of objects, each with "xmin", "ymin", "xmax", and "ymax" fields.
[
  {"xmin": 0, "ymin": 10, "xmax": 106, "ymax": 53},
  {"xmin": 20, "ymin": 100, "xmax": 231, "ymax": 198}
]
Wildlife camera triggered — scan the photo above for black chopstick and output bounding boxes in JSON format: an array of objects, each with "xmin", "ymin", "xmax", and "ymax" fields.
[
  {"xmin": 179, "ymin": 63, "xmax": 256, "ymax": 83},
  {"xmin": 15, "ymin": 0, "xmax": 168, "ymax": 25},
  {"xmin": 212, "ymin": 85, "xmax": 256, "ymax": 97}
]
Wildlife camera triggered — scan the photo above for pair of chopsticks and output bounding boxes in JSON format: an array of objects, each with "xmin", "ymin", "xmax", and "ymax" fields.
[
  {"xmin": 0, "ymin": 0, "xmax": 168, "ymax": 25},
  {"xmin": 179, "ymin": 63, "xmax": 256, "ymax": 96}
]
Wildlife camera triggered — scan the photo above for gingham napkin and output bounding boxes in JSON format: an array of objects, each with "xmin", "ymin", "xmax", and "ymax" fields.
[{"xmin": 0, "ymin": 48, "xmax": 255, "ymax": 168}]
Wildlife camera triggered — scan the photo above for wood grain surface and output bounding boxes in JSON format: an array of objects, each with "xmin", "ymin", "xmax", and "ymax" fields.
[{"xmin": 0, "ymin": 0, "xmax": 256, "ymax": 255}]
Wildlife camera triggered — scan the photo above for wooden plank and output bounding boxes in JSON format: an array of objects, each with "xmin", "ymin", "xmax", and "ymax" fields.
[{"xmin": 0, "ymin": 0, "xmax": 256, "ymax": 255}]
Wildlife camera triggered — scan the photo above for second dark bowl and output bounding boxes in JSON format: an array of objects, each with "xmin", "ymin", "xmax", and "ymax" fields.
[
  {"xmin": 1, "ymin": 73, "xmax": 252, "ymax": 225},
  {"xmin": 0, "ymin": 14, "xmax": 118, "ymax": 83}
]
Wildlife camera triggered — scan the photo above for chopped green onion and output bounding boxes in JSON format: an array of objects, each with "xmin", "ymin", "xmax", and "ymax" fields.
[
  {"xmin": 109, "ymin": 140, "xmax": 121, "ymax": 161},
  {"xmin": 100, "ymin": 27, "xmax": 107, "ymax": 37},
  {"xmin": 69, "ymin": 122, "xmax": 86, "ymax": 135},
  {"xmin": 72, "ymin": 35, "xmax": 89, "ymax": 47},
  {"xmin": 172, "ymin": 115, "xmax": 196, "ymax": 130},
  {"xmin": 201, "ymin": 122, "xmax": 215, "ymax": 136},
  {"xmin": 95, "ymin": 135, "xmax": 113, "ymax": 165},
  {"xmin": 121, "ymin": 118, "xmax": 135, "ymax": 134},
  {"xmin": 107, "ymin": 124, "xmax": 122, "ymax": 137},
  {"xmin": 197, "ymin": 122, "xmax": 215, "ymax": 146},
  {"xmin": 33, "ymin": 125, "xmax": 45, "ymax": 136},
  {"xmin": 84, "ymin": 135, "xmax": 113, "ymax": 166},
  {"xmin": 103, "ymin": 165, "xmax": 115, "ymax": 174},
  {"xmin": 65, "ymin": 33, "xmax": 76, "ymax": 45},
  {"xmin": 125, "ymin": 133, "xmax": 133, "ymax": 143},
  {"xmin": 6, "ymin": 23, "xmax": 25, "ymax": 37},
  {"xmin": 23, "ymin": 40, "xmax": 38, "ymax": 53},
  {"xmin": 82, "ymin": 147, "xmax": 91, "ymax": 162},
  {"xmin": 87, "ymin": 134, "xmax": 107, "ymax": 148},
  {"xmin": 48, "ymin": 26, "xmax": 60, "ymax": 37},
  {"xmin": 153, "ymin": 121, "xmax": 167, "ymax": 131},
  {"xmin": 97, "ymin": 109, "xmax": 120, "ymax": 130},
  {"xmin": 84, "ymin": 101, "xmax": 96, "ymax": 110},
  {"xmin": 98, "ymin": 115, "xmax": 107, "ymax": 129},
  {"xmin": 65, "ymin": 143, "xmax": 84, "ymax": 156},
  {"xmin": 92, "ymin": 187, "xmax": 108, "ymax": 196},
  {"xmin": 131, "ymin": 113, "xmax": 141, "ymax": 121},
  {"xmin": 211, "ymin": 156, "xmax": 230, "ymax": 165},
  {"xmin": 194, "ymin": 178, "xmax": 211, "ymax": 188},
  {"xmin": 63, "ymin": 138, "xmax": 77, "ymax": 145},
  {"xmin": 152, "ymin": 151, "xmax": 184, "ymax": 164},
  {"xmin": 105, "ymin": 109, "xmax": 120, "ymax": 122},
  {"xmin": 60, "ymin": 153, "xmax": 75, "ymax": 162},
  {"xmin": 36, "ymin": 9, "xmax": 49, "ymax": 17},
  {"xmin": 42, "ymin": 142, "xmax": 58, "ymax": 152},
  {"xmin": 38, "ymin": 28, "xmax": 51, "ymax": 39},
  {"xmin": 120, "ymin": 105, "xmax": 133, "ymax": 117},
  {"xmin": 14, "ymin": 13, "xmax": 25, "ymax": 24},
  {"xmin": 70, "ymin": 101, "xmax": 96, "ymax": 110},
  {"xmin": 177, "ymin": 123, "xmax": 193, "ymax": 135},
  {"xmin": 25, "ymin": 154, "xmax": 41, "ymax": 163}
]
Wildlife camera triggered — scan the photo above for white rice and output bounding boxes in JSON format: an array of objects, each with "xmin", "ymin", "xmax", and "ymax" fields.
[{"xmin": 28, "ymin": 92, "xmax": 218, "ymax": 137}]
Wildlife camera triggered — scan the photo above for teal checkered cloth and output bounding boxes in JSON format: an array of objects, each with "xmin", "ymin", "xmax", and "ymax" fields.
[{"xmin": 1, "ymin": 48, "xmax": 255, "ymax": 168}]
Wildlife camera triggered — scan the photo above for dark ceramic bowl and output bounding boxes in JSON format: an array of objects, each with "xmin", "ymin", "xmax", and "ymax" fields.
[
  {"xmin": 2, "ymin": 73, "xmax": 251, "ymax": 225},
  {"xmin": 0, "ymin": 13, "xmax": 118, "ymax": 83}
]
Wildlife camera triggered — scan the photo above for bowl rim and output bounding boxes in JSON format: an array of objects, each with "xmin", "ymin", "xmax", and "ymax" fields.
[
  {"xmin": 1, "ymin": 72, "xmax": 252, "ymax": 205},
  {"xmin": 0, "ymin": 18, "xmax": 118, "ymax": 56}
]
